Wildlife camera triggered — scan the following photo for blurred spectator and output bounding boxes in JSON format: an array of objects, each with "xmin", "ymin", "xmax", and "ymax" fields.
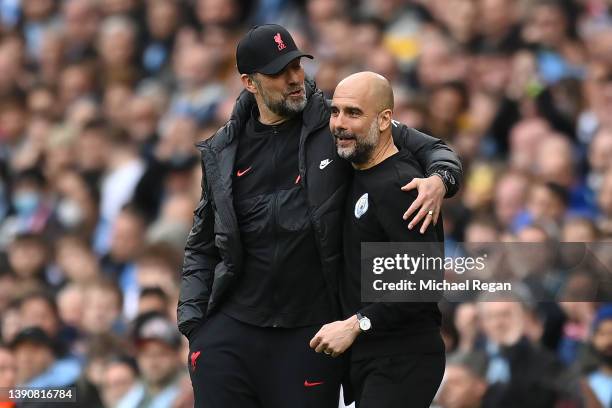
[
  {"xmin": 81, "ymin": 279, "xmax": 124, "ymax": 336},
  {"xmin": 61, "ymin": 0, "xmax": 100, "ymax": 61},
  {"xmin": 57, "ymin": 283, "xmax": 85, "ymax": 330},
  {"xmin": 10, "ymin": 326, "xmax": 81, "ymax": 388},
  {"xmin": 100, "ymin": 355, "xmax": 139, "ymax": 407},
  {"xmin": 17, "ymin": 290, "xmax": 60, "ymax": 340},
  {"xmin": 475, "ymin": 295, "xmax": 568, "ymax": 407},
  {"xmin": 588, "ymin": 127, "xmax": 612, "ymax": 193},
  {"xmin": 0, "ymin": 344, "xmax": 16, "ymax": 406},
  {"xmin": 167, "ymin": 43, "xmax": 225, "ymax": 125},
  {"xmin": 138, "ymin": 286, "xmax": 170, "ymax": 317},
  {"xmin": 6, "ymin": 233, "xmax": 49, "ymax": 284},
  {"xmin": 1, "ymin": 301, "xmax": 21, "ymax": 345},
  {"xmin": 0, "ymin": 344, "xmax": 16, "ymax": 387},
  {"xmin": 562, "ymin": 217, "xmax": 600, "ymax": 242},
  {"xmin": 101, "ymin": 206, "xmax": 146, "ymax": 318},
  {"xmin": 494, "ymin": 171, "xmax": 530, "ymax": 230},
  {"xmin": 583, "ymin": 304, "xmax": 612, "ymax": 408},
  {"xmin": 54, "ymin": 170, "xmax": 100, "ymax": 239},
  {"xmin": 145, "ymin": 192, "xmax": 193, "ymax": 250},
  {"xmin": 124, "ymin": 312, "xmax": 186, "ymax": 407},
  {"xmin": 97, "ymin": 16, "xmax": 140, "ymax": 86},
  {"xmin": 134, "ymin": 243, "xmax": 181, "ymax": 304},
  {"xmin": 142, "ymin": 0, "xmax": 182, "ymax": 76},
  {"xmin": 98, "ymin": 130, "xmax": 146, "ymax": 240},
  {"xmin": 597, "ymin": 169, "xmax": 612, "ymax": 235},
  {"xmin": 0, "ymin": 169, "xmax": 60, "ymax": 245},
  {"xmin": 55, "ymin": 234, "xmax": 99, "ymax": 285},
  {"xmin": 436, "ymin": 352, "xmax": 488, "ymax": 408}
]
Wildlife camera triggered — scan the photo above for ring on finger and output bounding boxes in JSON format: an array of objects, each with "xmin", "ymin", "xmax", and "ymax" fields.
[{"xmin": 427, "ymin": 209, "xmax": 434, "ymax": 216}]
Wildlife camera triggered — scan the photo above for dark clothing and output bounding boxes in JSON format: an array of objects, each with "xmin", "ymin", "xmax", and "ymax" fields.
[
  {"xmin": 223, "ymin": 107, "xmax": 334, "ymax": 327},
  {"xmin": 177, "ymin": 79, "xmax": 463, "ymax": 339},
  {"xmin": 187, "ymin": 312, "xmax": 344, "ymax": 408},
  {"xmin": 350, "ymin": 351, "xmax": 445, "ymax": 408},
  {"xmin": 342, "ymin": 150, "xmax": 445, "ymax": 360},
  {"xmin": 480, "ymin": 337, "xmax": 565, "ymax": 408}
]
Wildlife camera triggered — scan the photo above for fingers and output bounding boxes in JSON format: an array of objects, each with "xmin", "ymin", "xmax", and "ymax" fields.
[
  {"xmin": 433, "ymin": 201, "xmax": 442, "ymax": 225},
  {"xmin": 404, "ymin": 196, "xmax": 424, "ymax": 222},
  {"xmin": 315, "ymin": 340, "xmax": 328, "ymax": 353},
  {"xmin": 420, "ymin": 212, "xmax": 432, "ymax": 234},
  {"xmin": 408, "ymin": 206, "xmax": 428, "ymax": 230},
  {"xmin": 400, "ymin": 179, "xmax": 418, "ymax": 192},
  {"xmin": 309, "ymin": 333, "xmax": 321, "ymax": 349}
]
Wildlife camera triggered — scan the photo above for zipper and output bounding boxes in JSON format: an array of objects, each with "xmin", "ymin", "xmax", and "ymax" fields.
[{"xmin": 271, "ymin": 126, "xmax": 281, "ymax": 326}]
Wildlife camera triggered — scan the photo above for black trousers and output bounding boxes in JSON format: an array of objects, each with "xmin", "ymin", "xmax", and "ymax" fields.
[
  {"xmin": 350, "ymin": 352, "xmax": 446, "ymax": 408},
  {"xmin": 188, "ymin": 312, "xmax": 344, "ymax": 408}
]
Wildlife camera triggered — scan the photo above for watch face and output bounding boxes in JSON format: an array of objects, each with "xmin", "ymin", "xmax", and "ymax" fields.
[{"xmin": 359, "ymin": 318, "xmax": 371, "ymax": 331}]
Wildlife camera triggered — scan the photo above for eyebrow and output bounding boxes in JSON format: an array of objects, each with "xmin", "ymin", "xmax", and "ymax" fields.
[{"xmin": 331, "ymin": 104, "xmax": 364, "ymax": 114}]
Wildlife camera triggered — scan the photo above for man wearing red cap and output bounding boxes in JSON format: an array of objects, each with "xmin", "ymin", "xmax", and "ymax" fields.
[{"xmin": 178, "ymin": 24, "xmax": 462, "ymax": 407}]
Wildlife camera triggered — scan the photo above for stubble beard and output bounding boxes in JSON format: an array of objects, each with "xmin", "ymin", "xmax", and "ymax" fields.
[
  {"xmin": 335, "ymin": 119, "xmax": 380, "ymax": 165},
  {"xmin": 257, "ymin": 82, "xmax": 307, "ymax": 118}
]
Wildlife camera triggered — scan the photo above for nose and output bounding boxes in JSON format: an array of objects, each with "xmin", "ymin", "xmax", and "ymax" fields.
[
  {"xmin": 287, "ymin": 65, "xmax": 301, "ymax": 85},
  {"xmin": 331, "ymin": 111, "xmax": 346, "ymax": 132}
]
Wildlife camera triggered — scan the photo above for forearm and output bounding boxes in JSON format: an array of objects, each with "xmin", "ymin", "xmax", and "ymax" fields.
[{"xmin": 394, "ymin": 126, "xmax": 463, "ymax": 197}]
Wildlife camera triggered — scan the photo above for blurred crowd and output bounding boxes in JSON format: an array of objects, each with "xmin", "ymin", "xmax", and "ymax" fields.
[{"xmin": 0, "ymin": 0, "xmax": 612, "ymax": 407}]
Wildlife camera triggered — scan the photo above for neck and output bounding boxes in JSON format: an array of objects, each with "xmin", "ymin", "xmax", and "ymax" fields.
[
  {"xmin": 353, "ymin": 132, "xmax": 397, "ymax": 170},
  {"xmin": 256, "ymin": 100, "xmax": 288, "ymax": 126}
]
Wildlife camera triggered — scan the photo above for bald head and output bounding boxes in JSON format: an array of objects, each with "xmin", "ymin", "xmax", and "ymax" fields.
[
  {"xmin": 335, "ymin": 71, "xmax": 394, "ymax": 112},
  {"xmin": 330, "ymin": 71, "xmax": 397, "ymax": 168}
]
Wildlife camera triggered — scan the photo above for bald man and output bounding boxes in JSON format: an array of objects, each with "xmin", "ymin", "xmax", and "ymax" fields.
[
  {"xmin": 180, "ymin": 24, "xmax": 461, "ymax": 408},
  {"xmin": 310, "ymin": 72, "xmax": 446, "ymax": 407}
]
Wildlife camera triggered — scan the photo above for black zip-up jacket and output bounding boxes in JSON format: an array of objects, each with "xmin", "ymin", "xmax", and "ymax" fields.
[{"xmin": 177, "ymin": 79, "xmax": 462, "ymax": 339}]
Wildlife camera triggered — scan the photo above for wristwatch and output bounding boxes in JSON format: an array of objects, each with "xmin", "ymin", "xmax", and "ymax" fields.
[
  {"xmin": 356, "ymin": 313, "xmax": 371, "ymax": 332},
  {"xmin": 431, "ymin": 169, "xmax": 455, "ymax": 194}
]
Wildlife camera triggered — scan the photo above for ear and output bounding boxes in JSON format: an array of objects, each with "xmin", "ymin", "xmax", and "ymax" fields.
[
  {"xmin": 241, "ymin": 74, "xmax": 258, "ymax": 95},
  {"xmin": 378, "ymin": 109, "xmax": 393, "ymax": 132}
]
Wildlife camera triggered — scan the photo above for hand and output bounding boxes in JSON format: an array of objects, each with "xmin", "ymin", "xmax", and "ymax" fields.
[
  {"xmin": 309, "ymin": 316, "xmax": 360, "ymax": 358},
  {"xmin": 401, "ymin": 175, "xmax": 445, "ymax": 234}
]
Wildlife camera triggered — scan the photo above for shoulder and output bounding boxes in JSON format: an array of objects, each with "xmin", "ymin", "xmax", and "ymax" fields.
[
  {"xmin": 362, "ymin": 152, "xmax": 422, "ymax": 205},
  {"xmin": 393, "ymin": 150, "xmax": 425, "ymax": 181}
]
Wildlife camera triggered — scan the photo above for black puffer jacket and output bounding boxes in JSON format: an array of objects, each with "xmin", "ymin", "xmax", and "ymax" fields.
[{"xmin": 177, "ymin": 79, "xmax": 462, "ymax": 339}]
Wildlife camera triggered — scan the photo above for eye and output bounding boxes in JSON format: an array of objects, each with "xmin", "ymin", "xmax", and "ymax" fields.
[{"xmin": 330, "ymin": 107, "xmax": 339, "ymax": 116}]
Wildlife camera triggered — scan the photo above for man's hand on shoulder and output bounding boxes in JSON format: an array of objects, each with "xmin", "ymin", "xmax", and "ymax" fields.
[{"xmin": 401, "ymin": 175, "xmax": 446, "ymax": 234}]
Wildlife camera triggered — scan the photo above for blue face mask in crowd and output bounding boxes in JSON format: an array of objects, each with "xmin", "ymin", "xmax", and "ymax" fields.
[
  {"xmin": 13, "ymin": 191, "xmax": 41, "ymax": 215},
  {"xmin": 57, "ymin": 198, "xmax": 84, "ymax": 228}
]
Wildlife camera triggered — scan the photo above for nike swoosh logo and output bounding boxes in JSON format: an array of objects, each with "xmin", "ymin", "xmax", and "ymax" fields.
[
  {"xmin": 304, "ymin": 381, "xmax": 324, "ymax": 387},
  {"xmin": 236, "ymin": 166, "xmax": 252, "ymax": 177},
  {"xmin": 319, "ymin": 159, "xmax": 332, "ymax": 170}
]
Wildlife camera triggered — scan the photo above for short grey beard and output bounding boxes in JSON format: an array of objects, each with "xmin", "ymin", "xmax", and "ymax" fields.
[
  {"xmin": 253, "ymin": 78, "xmax": 306, "ymax": 118},
  {"xmin": 336, "ymin": 119, "xmax": 380, "ymax": 165}
]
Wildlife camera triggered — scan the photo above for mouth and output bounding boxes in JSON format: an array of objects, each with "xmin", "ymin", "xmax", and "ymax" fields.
[
  {"xmin": 334, "ymin": 133, "xmax": 355, "ymax": 148},
  {"xmin": 287, "ymin": 89, "xmax": 304, "ymax": 97},
  {"xmin": 333, "ymin": 131, "xmax": 355, "ymax": 141}
]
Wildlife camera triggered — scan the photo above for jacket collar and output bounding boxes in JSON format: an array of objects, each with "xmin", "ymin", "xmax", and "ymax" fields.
[{"xmin": 196, "ymin": 78, "xmax": 328, "ymax": 153}]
